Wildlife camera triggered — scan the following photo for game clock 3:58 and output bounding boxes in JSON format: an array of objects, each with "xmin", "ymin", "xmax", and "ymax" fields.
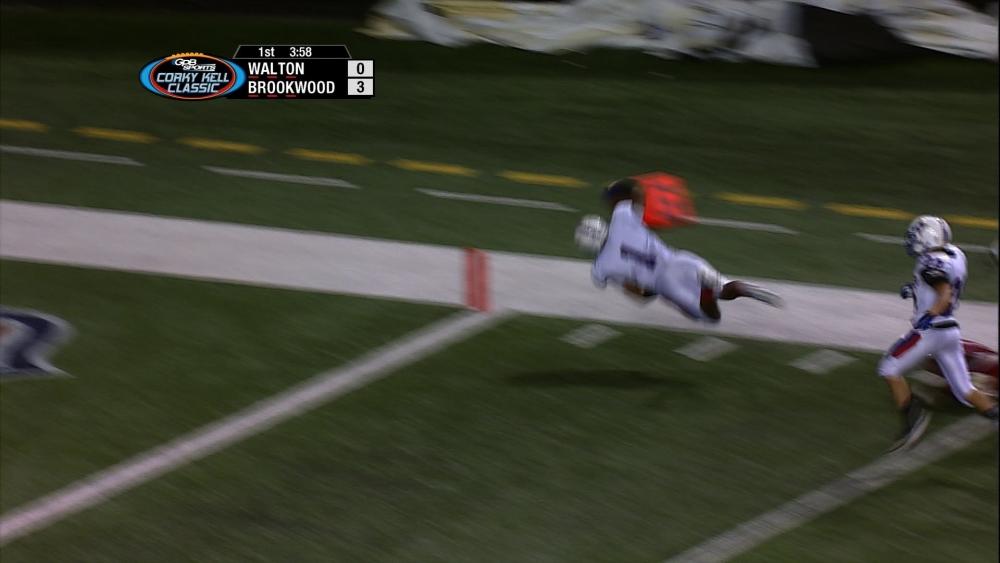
[{"xmin": 140, "ymin": 44, "xmax": 374, "ymax": 101}]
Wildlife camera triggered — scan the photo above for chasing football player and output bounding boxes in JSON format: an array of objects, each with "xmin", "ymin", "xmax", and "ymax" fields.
[
  {"xmin": 878, "ymin": 216, "xmax": 999, "ymax": 451},
  {"xmin": 575, "ymin": 178, "xmax": 783, "ymax": 323}
]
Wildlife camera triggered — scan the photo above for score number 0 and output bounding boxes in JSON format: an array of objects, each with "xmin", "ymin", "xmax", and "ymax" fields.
[{"xmin": 347, "ymin": 60, "xmax": 374, "ymax": 96}]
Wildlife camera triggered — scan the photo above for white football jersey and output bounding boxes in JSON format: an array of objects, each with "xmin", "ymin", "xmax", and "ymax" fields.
[
  {"xmin": 911, "ymin": 244, "xmax": 967, "ymax": 325},
  {"xmin": 591, "ymin": 201, "xmax": 674, "ymax": 291}
]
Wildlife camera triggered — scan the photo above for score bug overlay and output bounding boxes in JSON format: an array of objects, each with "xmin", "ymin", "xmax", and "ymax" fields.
[{"xmin": 139, "ymin": 45, "xmax": 374, "ymax": 100}]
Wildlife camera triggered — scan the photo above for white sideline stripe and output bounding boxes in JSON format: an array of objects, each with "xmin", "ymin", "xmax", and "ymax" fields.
[
  {"xmin": 664, "ymin": 416, "xmax": 996, "ymax": 563},
  {"xmin": 855, "ymin": 232, "xmax": 992, "ymax": 254},
  {"xmin": 0, "ymin": 310, "xmax": 509, "ymax": 545},
  {"xmin": 417, "ymin": 188, "xmax": 576, "ymax": 212},
  {"xmin": 202, "ymin": 166, "xmax": 358, "ymax": 189},
  {"xmin": 691, "ymin": 217, "xmax": 798, "ymax": 235},
  {"xmin": 0, "ymin": 145, "xmax": 143, "ymax": 166},
  {"xmin": 2, "ymin": 200, "xmax": 997, "ymax": 352},
  {"xmin": 675, "ymin": 337, "xmax": 737, "ymax": 362}
]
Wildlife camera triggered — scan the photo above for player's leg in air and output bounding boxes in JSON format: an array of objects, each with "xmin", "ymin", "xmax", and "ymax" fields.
[
  {"xmin": 655, "ymin": 251, "xmax": 783, "ymax": 323},
  {"xmin": 579, "ymin": 176, "xmax": 783, "ymax": 323}
]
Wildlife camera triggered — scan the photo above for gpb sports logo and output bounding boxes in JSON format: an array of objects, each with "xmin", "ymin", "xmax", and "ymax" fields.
[{"xmin": 140, "ymin": 52, "xmax": 246, "ymax": 100}]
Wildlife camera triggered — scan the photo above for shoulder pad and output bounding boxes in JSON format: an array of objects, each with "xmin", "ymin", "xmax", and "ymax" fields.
[{"xmin": 920, "ymin": 266, "xmax": 949, "ymax": 285}]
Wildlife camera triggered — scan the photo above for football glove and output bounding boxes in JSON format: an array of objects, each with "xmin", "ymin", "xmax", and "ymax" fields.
[{"xmin": 899, "ymin": 283, "xmax": 915, "ymax": 300}]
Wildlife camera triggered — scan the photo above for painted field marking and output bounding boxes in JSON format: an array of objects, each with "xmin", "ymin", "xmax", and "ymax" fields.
[
  {"xmin": 202, "ymin": 166, "xmax": 359, "ymax": 189},
  {"xmin": 390, "ymin": 159, "xmax": 477, "ymax": 177},
  {"xmin": 561, "ymin": 324, "xmax": 621, "ymax": 349},
  {"xmin": 675, "ymin": 337, "xmax": 738, "ymax": 362},
  {"xmin": 285, "ymin": 148, "xmax": 372, "ymax": 166},
  {"xmin": 855, "ymin": 233, "xmax": 993, "ymax": 254},
  {"xmin": 0, "ymin": 119, "xmax": 48, "ymax": 132},
  {"xmin": 690, "ymin": 217, "xmax": 798, "ymax": 235},
  {"xmin": 0, "ymin": 145, "xmax": 143, "ymax": 166},
  {"xmin": 715, "ymin": 193, "xmax": 808, "ymax": 211},
  {"xmin": 178, "ymin": 137, "xmax": 265, "ymax": 154},
  {"xmin": 3, "ymin": 200, "xmax": 996, "ymax": 352},
  {"xmin": 417, "ymin": 188, "xmax": 576, "ymax": 212},
  {"xmin": 0, "ymin": 309, "xmax": 510, "ymax": 545},
  {"xmin": 664, "ymin": 415, "xmax": 995, "ymax": 563},
  {"xmin": 945, "ymin": 215, "xmax": 999, "ymax": 230},
  {"xmin": 72, "ymin": 127, "xmax": 158, "ymax": 144},
  {"xmin": 498, "ymin": 170, "xmax": 587, "ymax": 188},
  {"xmin": 789, "ymin": 349, "xmax": 855, "ymax": 375},
  {"xmin": 825, "ymin": 203, "xmax": 910, "ymax": 221}
]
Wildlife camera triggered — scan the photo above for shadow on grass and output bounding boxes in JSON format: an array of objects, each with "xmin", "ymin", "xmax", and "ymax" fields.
[{"xmin": 506, "ymin": 369, "xmax": 695, "ymax": 390}]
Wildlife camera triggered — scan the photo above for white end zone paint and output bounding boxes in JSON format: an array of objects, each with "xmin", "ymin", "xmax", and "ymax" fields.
[
  {"xmin": 560, "ymin": 324, "xmax": 621, "ymax": 349},
  {"xmin": 675, "ymin": 337, "xmax": 737, "ymax": 362},
  {"xmin": 486, "ymin": 249, "xmax": 998, "ymax": 352},
  {"xmin": 0, "ymin": 145, "xmax": 143, "ymax": 166},
  {"xmin": 789, "ymin": 349, "xmax": 855, "ymax": 375},
  {"xmin": 417, "ymin": 188, "xmax": 577, "ymax": 212},
  {"xmin": 1, "ymin": 200, "xmax": 997, "ymax": 352},
  {"xmin": 856, "ymin": 233, "xmax": 992, "ymax": 254},
  {"xmin": 202, "ymin": 166, "xmax": 359, "ymax": 188},
  {"xmin": 689, "ymin": 217, "xmax": 798, "ymax": 235},
  {"xmin": 0, "ymin": 200, "xmax": 463, "ymax": 307}
]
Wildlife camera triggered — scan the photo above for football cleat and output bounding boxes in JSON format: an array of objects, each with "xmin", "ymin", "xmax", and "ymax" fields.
[
  {"xmin": 889, "ymin": 397, "xmax": 931, "ymax": 452},
  {"xmin": 726, "ymin": 281, "xmax": 784, "ymax": 308}
]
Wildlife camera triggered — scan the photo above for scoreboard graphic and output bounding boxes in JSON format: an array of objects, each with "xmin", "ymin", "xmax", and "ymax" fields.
[{"xmin": 139, "ymin": 45, "xmax": 373, "ymax": 101}]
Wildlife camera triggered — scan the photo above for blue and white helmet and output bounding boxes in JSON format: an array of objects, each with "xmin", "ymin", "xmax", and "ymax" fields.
[{"xmin": 904, "ymin": 215, "xmax": 951, "ymax": 257}]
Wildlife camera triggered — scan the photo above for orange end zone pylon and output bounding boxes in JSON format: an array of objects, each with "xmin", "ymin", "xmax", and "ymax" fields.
[{"xmin": 464, "ymin": 248, "xmax": 491, "ymax": 312}]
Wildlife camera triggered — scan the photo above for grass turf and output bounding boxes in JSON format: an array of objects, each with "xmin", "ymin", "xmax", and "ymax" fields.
[
  {"xmin": 1, "ymin": 9, "xmax": 997, "ymax": 301},
  {"xmin": 1, "ymin": 311, "xmax": 994, "ymax": 562},
  {"xmin": 0, "ymin": 259, "xmax": 454, "ymax": 512},
  {"xmin": 737, "ymin": 436, "xmax": 999, "ymax": 563}
]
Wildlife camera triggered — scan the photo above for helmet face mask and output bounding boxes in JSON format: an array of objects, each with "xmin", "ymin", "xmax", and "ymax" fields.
[{"xmin": 905, "ymin": 215, "xmax": 952, "ymax": 257}]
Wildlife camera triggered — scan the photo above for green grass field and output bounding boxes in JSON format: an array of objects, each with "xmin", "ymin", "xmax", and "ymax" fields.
[
  {"xmin": 738, "ymin": 441, "xmax": 999, "ymax": 563},
  {"xmin": 0, "ymin": 260, "xmax": 455, "ymax": 512},
  {"xmin": 1, "ymin": 6, "xmax": 997, "ymax": 563},
  {"xmin": 2, "ymin": 260, "xmax": 995, "ymax": 563}
]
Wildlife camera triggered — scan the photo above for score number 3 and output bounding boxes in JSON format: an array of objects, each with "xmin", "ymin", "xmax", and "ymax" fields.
[
  {"xmin": 347, "ymin": 60, "xmax": 374, "ymax": 96},
  {"xmin": 350, "ymin": 79, "xmax": 374, "ymax": 96}
]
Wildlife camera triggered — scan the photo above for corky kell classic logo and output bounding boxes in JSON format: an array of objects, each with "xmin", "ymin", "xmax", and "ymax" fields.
[{"xmin": 140, "ymin": 52, "xmax": 246, "ymax": 100}]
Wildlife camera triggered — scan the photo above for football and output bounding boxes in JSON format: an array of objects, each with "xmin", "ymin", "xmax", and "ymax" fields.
[{"xmin": 574, "ymin": 215, "xmax": 608, "ymax": 255}]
